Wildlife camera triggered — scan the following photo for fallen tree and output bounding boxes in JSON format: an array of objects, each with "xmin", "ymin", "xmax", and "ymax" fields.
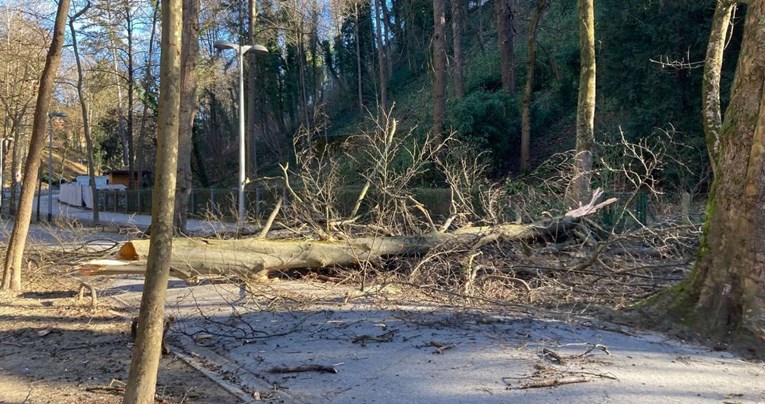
[{"xmin": 77, "ymin": 190, "xmax": 616, "ymax": 281}]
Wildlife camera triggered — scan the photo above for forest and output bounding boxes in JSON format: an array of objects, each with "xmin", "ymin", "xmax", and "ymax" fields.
[{"xmin": 0, "ymin": 0, "xmax": 763, "ymax": 402}]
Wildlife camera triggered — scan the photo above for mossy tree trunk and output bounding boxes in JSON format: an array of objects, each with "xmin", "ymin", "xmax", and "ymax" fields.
[
  {"xmin": 520, "ymin": 0, "xmax": 549, "ymax": 172},
  {"xmin": 567, "ymin": 0, "xmax": 596, "ymax": 208},
  {"xmin": 664, "ymin": 0, "xmax": 765, "ymax": 357},
  {"xmin": 702, "ymin": 0, "xmax": 736, "ymax": 176},
  {"xmin": 123, "ymin": 0, "xmax": 182, "ymax": 399}
]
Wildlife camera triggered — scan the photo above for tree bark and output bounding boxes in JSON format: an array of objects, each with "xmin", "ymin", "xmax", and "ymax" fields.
[
  {"xmin": 174, "ymin": 0, "xmax": 200, "ymax": 234},
  {"xmin": 567, "ymin": 0, "xmax": 596, "ymax": 209},
  {"xmin": 69, "ymin": 2, "xmax": 99, "ymax": 225},
  {"xmin": 1, "ymin": 0, "xmax": 70, "ymax": 291},
  {"xmin": 495, "ymin": 0, "xmax": 516, "ymax": 95},
  {"xmin": 702, "ymin": 0, "xmax": 736, "ymax": 177},
  {"xmin": 432, "ymin": 0, "xmax": 447, "ymax": 139},
  {"xmin": 665, "ymin": 0, "xmax": 765, "ymax": 357},
  {"xmin": 354, "ymin": 2, "xmax": 363, "ymax": 111},
  {"xmin": 123, "ymin": 0, "xmax": 182, "ymax": 399},
  {"xmin": 450, "ymin": 0, "xmax": 465, "ymax": 99},
  {"xmin": 81, "ymin": 191, "xmax": 616, "ymax": 281},
  {"xmin": 374, "ymin": 0, "xmax": 388, "ymax": 113},
  {"xmin": 520, "ymin": 0, "xmax": 549, "ymax": 172},
  {"xmin": 126, "ymin": 4, "xmax": 136, "ymax": 189}
]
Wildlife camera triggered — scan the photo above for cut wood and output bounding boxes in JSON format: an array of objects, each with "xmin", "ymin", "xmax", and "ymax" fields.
[{"xmin": 77, "ymin": 189, "xmax": 616, "ymax": 280}]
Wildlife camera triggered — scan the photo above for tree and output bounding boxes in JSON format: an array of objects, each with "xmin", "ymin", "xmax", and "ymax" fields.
[
  {"xmin": 374, "ymin": 0, "xmax": 388, "ymax": 112},
  {"xmin": 657, "ymin": 0, "xmax": 765, "ymax": 358},
  {"xmin": 174, "ymin": 0, "xmax": 200, "ymax": 233},
  {"xmin": 702, "ymin": 0, "xmax": 736, "ymax": 176},
  {"xmin": 432, "ymin": 0, "xmax": 446, "ymax": 139},
  {"xmin": 567, "ymin": 0, "xmax": 596, "ymax": 208},
  {"xmin": 1, "ymin": 0, "xmax": 71, "ymax": 291},
  {"xmin": 520, "ymin": 0, "xmax": 549, "ymax": 171},
  {"xmin": 494, "ymin": 0, "xmax": 516, "ymax": 94},
  {"xmin": 69, "ymin": 1, "xmax": 99, "ymax": 225},
  {"xmin": 123, "ymin": 0, "xmax": 182, "ymax": 399},
  {"xmin": 450, "ymin": 0, "xmax": 464, "ymax": 99}
]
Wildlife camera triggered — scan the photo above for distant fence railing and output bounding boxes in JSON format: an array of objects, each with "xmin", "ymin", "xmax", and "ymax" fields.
[{"xmin": 79, "ymin": 187, "xmax": 701, "ymax": 225}]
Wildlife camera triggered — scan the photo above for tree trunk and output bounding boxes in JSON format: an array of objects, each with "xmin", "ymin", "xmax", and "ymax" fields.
[
  {"xmin": 136, "ymin": 2, "xmax": 159, "ymax": 194},
  {"xmin": 374, "ymin": 0, "xmax": 387, "ymax": 112},
  {"xmin": 432, "ymin": 0, "xmax": 446, "ymax": 139},
  {"xmin": 81, "ymin": 191, "xmax": 616, "ymax": 280},
  {"xmin": 663, "ymin": 0, "xmax": 765, "ymax": 357},
  {"xmin": 450, "ymin": 0, "xmax": 464, "ymax": 99},
  {"xmin": 567, "ymin": 0, "xmax": 596, "ymax": 208},
  {"xmin": 126, "ymin": 5, "xmax": 136, "ymax": 189},
  {"xmin": 354, "ymin": 2, "xmax": 364, "ymax": 111},
  {"xmin": 123, "ymin": 0, "xmax": 182, "ymax": 399},
  {"xmin": 702, "ymin": 0, "xmax": 736, "ymax": 177},
  {"xmin": 69, "ymin": 2, "xmax": 99, "ymax": 225},
  {"xmin": 1, "ymin": 0, "xmax": 70, "ymax": 291},
  {"xmin": 174, "ymin": 0, "xmax": 200, "ymax": 234},
  {"xmin": 495, "ymin": 0, "xmax": 516, "ymax": 95},
  {"xmin": 520, "ymin": 0, "xmax": 549, "ymax": 172}
]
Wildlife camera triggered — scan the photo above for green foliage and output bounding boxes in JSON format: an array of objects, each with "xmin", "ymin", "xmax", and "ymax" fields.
[
  {"xmin": 598, "ymin": 0, "xmax": 739, "ymax": 139},
  {"xmin": 451, "ymin": 91, "xmax": 519, "ymax": 175}
]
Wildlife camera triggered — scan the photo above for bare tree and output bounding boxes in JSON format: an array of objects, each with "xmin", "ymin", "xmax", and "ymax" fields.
[
  {"xmin": 174, "ymin": 0, "xmax": 200, "ymax": 233},
  {"xmin": 520, "ymin": 0, "xmax": 549, "ymax": 171},
  {"xmin": 567, "ymin": 0, "xmax": 596, "ymax": 208},
  {"xmin": 123, "ymin": 0, "xmax": 182, "ymax": 399},
  {"xmin": 1, "ymin": 0, "xmax": 71, "ymax": 291},
  {"xmin": 702, "ymin": 0, "xmax": 736, "ymax": 176},
  {"xmin": 69, "ymin": 1, "xmax": 99, "ymax": 224}
]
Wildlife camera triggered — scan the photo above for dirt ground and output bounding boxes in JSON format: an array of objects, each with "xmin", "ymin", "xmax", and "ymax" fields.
[{"xmin": 0, "ymin": 273, "xmax": 240, "ymax": 404}]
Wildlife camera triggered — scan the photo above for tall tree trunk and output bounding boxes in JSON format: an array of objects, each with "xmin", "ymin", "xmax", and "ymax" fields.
[
  {"xmin": 567, "ymin": 0, "xmax": 596, "ymax": 208},
  {"xmin": 246, "ymin": 0, "xmax": 258, "ymax": 179},
  {"xmin": 354, "ymin": 2, "xmax": 363, "ymax": 111},
  {"xmin": 1, "ymin": 0, "xmax": 70, "ymax": 291},
  {"xmin": 69, "ymin": 2, "xmax": 99, "ymax": 225},
  {"xmin": 174, "ymin": 0, "xmax": 199, "ymax": 233},
  {"xmin": 520, "ymin": 0, "xmax": 548, "ymax": 171},
  {"xmin": 702, "ymin": 0, "xmax": 736, "ymax": 177},
  {"xmin": 374, "ymin": 0, "xmax": 387, "ymax": 112},
  {"xmin": 123, "ymin": 0, "xmax": 182, "ymax": 399},
  {"xmin": 660, "ymin": 0, "xmax": 765, "ymax": 357},
  {"xmin": 432, "ymin": 0, "xmax": 446, "ymax": 139},
  {"xmin": 450, "ymin": 0, "xmax": 464, "ymax": 99},
  {"xmin": 495, "ymin": 0, "xmax": 516, "ymax": 95},
  {"xmin": 126, "ymin": 5, "xmax": 136, "ymax": 188},
  {"xmin": 137, "ymin": 2, "xmax": 159, "ymax": 193}
]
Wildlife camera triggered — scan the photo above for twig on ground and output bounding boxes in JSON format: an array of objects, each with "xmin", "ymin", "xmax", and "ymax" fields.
[
  {"xmin": 269, "ymin": 364, "xmax": 338, "ymax": 374},
  {"xmin": 507, "ymin": 376, "xmax": 591, "ymax": 390}
]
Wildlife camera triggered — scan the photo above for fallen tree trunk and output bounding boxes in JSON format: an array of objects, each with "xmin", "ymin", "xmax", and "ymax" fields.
[{"xmin": 78, "ymin": 190, "xmax": 616, "ymax": 280}]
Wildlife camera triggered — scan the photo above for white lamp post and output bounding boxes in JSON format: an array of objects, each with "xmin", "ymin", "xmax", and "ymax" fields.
[
  {"xmin": 48, "ymin": 112, "xmax": 66, "ymax": 222},
  {"xmin": 213, "ymin": 39, "xmax": 268, "ymax": 227}
]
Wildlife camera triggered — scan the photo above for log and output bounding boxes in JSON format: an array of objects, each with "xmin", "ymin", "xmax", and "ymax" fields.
[{"xmin": 77, "ymin": 189, "xmax": 616, "ymax": 280}]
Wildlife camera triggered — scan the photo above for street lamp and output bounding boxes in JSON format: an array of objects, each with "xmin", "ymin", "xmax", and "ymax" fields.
[
  {"xmin": 0, "ymin": 136, "xmax": 13, "ymax": 216},
  {"xmin": 213, "ymin": 39, "xmax": 268, "ymax": 226},
  {"xmin": 48, "ymin": 112, "xmax": 66, "ymax": 222}
]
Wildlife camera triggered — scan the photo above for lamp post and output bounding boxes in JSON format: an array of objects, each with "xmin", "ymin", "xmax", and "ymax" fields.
[
  {"xmin": 213, "ymin": 39, "xmax": 268, "ymax": 226},
  {"xmin": 0, "ymin": 136, "xmax": 13, "ymax": 216},
  {"xmin": 48, "ymin": 112, "xmax": 66, "ymax": 222}
]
